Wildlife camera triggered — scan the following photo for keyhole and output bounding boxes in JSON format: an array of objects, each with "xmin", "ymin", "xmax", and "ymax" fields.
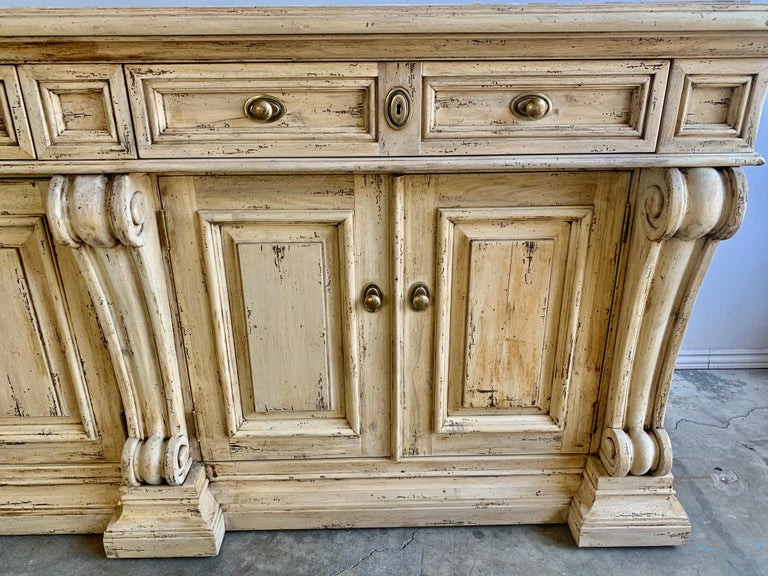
[{"xmin": 386, "ymin": 88, "xmax": 410, "ymax": 129}]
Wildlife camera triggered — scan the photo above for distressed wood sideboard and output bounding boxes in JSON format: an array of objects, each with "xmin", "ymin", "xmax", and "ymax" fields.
[{"xmin": 0, "ymin": 4, "xmax": 766, "ymax": 558}]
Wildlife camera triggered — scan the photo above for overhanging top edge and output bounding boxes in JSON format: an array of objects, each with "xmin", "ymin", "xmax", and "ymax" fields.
[{"xmin": 2, "ymin": 3, "xmax": 768, "ymax": 38}]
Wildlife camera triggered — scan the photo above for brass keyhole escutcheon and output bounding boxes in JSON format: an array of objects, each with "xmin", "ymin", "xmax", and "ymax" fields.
[
  {"xmin": 510, "ymin": 93, "xmax": 552, "ymax": 121},
  {"xmin": 243, "ymin": 95, "xmax": 286, "ymax": 123},
  {"xmin": 409, "ymin": 283, "xmax": 430, "ymax": 311},
  {"xmin": 385, "ymin": 88, "xmax": 412, "ymax": 130},
  {"xmin": 362, "ymin": 283, "xmax": 384, "ymax": 313}
]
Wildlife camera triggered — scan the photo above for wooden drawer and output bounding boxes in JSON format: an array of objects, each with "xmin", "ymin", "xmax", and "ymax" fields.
[
  {"xmin": 0, "ymin": 67, "xmax": 34, "ymax": 160},
  {"xmin": 126, "ymin": 63, "xmax": 379, "ymax": 158},
  {"xmin": 421, "ymin": 61, "xmax": 669, "ymax": 155},
  {"xmin": 659, "ymin": 59, "xmax": 768, "ymax": 153},
  {"xmin": 18, "ymin": 64, "xmax": 136, "ymax": 160}
]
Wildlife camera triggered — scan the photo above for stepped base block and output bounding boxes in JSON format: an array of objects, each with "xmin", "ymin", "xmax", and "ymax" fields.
[
  {"xmin": 103, "ymin": 464, "xmax": 225, "ymax": 558},
  {"xmin": 567, "ymin": 456, "xmax": 691, "ymax": 547}
]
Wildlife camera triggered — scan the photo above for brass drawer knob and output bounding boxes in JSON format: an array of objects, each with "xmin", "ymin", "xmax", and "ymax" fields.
[
  {"xmin": 409, "ymin": 283, "xmax": 430, "ymax": 311},
  {"xmin": 362, "ymin": 283, "xmax": 384, "ymax": 313},
  {"xmin": 510, "ymin": 93, "xmax": 552, "ymax": 121},
  {"xmin": 243, "ymin": 95, "xmax": 286, "ymax": 123}
]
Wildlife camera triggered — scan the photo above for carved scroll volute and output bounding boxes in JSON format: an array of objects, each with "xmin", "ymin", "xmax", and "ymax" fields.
[
  {"xmin": 600, "ymin": 167, "xmax": 747, "ymax": 478},
  {"xmin": 47, "ymin": 174, "xmax": 192, "ymax": 486}
]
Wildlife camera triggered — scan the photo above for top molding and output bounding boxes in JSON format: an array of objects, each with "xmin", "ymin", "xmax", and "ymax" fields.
[{"xmin": 2, "ymin": 3, "xmax": 768, "ymax": 37}]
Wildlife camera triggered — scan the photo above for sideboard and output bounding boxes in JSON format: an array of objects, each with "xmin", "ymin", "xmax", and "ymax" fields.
[{"xmin": 0, "ymin": 4, "xmax": 766, "ymax": 558}]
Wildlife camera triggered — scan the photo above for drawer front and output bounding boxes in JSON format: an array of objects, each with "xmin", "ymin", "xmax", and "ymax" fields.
[
  {"xmin": 658, "ymin": 59, "xmax": 768, "ymax": 153},
  {"xmin": 0, "ymin": 67, "xmax": 35, "ymax": 160},
  {"xmin": 421, "ymin": 60, "xmax": 669, "ymax": 155},
  {"xmin": 126, "ymin": 63, "xmax": 379, "ymax": 158},
  {"xmin": 18, "ymin": 64, "xmax": 136, "ymax": 160}
]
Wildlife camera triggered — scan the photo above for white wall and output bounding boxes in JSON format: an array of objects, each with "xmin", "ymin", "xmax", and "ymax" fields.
[
  {"xmin": 2, "ymin": 0, "xmax": 767, "ymax": 364},
  {"xmin": 679, "ymin": 110, "xmax": 768, "ymax": 366}
]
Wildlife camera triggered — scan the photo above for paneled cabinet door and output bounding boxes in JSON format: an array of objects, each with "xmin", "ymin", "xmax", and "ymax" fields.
[
  {"xmin": 161, "ymin": 175, "xmax": 391, "ymax": 461},
  {"xmin": 396, "ymin": 172, "xmax": 629, "ymax": 458},
  {"xmin": 0, "ymin": 179, "xmax": 125, "ymax": 466}
]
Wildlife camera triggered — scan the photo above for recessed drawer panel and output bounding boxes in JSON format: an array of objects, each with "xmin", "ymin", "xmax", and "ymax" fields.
[
  {"xmin": 126, "ymin": 63, "xmax": 379, "ymax": 158},
  {"xmin": 421, "ymin": 61, "xmax": 669, "ymax": 155},
  {"xmin": 0, "ymin": 67, "xmax": 35, "ymax": 160},
  {"xmin": 18, "ymin": 64, "xmax": 135, "ymax": 160},
  {"xmin": 658, "ymin": 59, "xmax": 768, "ymax": 153}
]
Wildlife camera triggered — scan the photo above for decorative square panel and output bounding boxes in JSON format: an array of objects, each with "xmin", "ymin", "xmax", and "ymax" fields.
[
  {"xmin": 660, "ymin": 59, "xmax": 768, "ymax": 153},
  {"xmin": 676, "ymin": 76, "xmax": 752, "ymax": 138},
  {"xmin": 18, "ymin": 64, "xmax": 136, "ymax": 160},
  {"xmin": 0, "ymin": 66, "xmax": 35, "ymax": 160}
]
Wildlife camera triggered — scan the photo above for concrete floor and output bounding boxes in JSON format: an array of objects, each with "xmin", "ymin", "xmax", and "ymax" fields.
[{"xmin": 1, "ymin": 369, "xmax": 766, "ymax": 576}]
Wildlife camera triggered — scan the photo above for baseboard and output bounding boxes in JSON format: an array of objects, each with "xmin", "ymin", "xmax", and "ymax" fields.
[
  {"xmin": 676, "ymin": 348, "xmax": 768, "ymax": 370},
  {"xmin": 211, "ymin": 472, "xmax": 583, "ymax": 531}
]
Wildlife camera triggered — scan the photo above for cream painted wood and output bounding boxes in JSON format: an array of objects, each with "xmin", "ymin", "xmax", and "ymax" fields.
[
  {"xmin": 0, "ymin": 178, "xmax": 126, "ymax": 532},
  {"xmin": 0, "ymin": 66, "xmax": 34, "ymax": 160},
  {"xmin": 0, "ymin": 3, "xmax": 766, "ymax": 559},
  {"xmin": 599, "ymin": 167, "xmax": 746, "ymax": 479},
  {"xmin": 126, "ymin": 63, "xmax": 379, "ymax": 158},
  {"xmin": 103, "ymin": 464, "xmax": 224, "ymax": 558},
  {"xmin": 0, "ymin": 153, "xmax": 764, "ymax": 176},
  {"xmin": 18, "ymin": 65, "xmax": 136, "ymax": 160},
  {"xmin": 45, "ymin": 174, "xmax": 193, "ymax": 486},
  {"xmin": 396, "ymin": 172, "xmax": 627, "ymax": 459},
  {"xmin": 421, "ymin": 61, "xmax": 669, "ymax": 155},
  {"xmin": 5, "ymin": 5, "xmax": 768, "ymax": 37},
  {"xmin": 659, "ymin": 59, "xmax": 768, "ymax": 153},
  {"xmin": 568, "ymin": 456, "xmax": 690, "ymax": 547},
  {"xmin": 162, "ymin": 175, "xmax": 389, "ymax": 461}
]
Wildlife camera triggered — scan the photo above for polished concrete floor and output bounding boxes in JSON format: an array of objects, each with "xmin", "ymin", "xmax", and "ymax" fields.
[{"xmin": 1, "ymin": 369, "xmax": 766, "ymax": 576}]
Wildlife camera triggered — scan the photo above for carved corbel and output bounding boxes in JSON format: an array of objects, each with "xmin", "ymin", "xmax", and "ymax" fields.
[
  {"xmin": 47, "ymin": 174, "xmax": 192, "ymax": 486},
  {"xmin": 600, "ymin": 167, "xmax": 747, "ymax": 477}
]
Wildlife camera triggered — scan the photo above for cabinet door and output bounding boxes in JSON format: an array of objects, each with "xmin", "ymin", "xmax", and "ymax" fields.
[
  {"xmin": 396, "ymin": 172, "xmax": 628, "ymax": 458},
  {"xmin": 0, "ymin": 179, "xmax": 125, "ymax": 466},
  {"xmin": 162, "ymin": 175, "xmax": 390, "ymax": 461}
]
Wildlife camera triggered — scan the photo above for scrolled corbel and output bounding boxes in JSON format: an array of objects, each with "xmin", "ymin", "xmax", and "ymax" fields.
[
  {"xmin": 600, "ymin": 166, "xmax": 747, "ymax": 478},
  {"xmin": 46, "ymin": 173, "xmax": 192, "ymax": 487}
]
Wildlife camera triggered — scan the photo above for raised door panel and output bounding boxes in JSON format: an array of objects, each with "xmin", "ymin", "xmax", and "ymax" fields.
[
  {"xmin": 397, "ymin": 172, "xmax": 629, "ymax": 458},
  {"xmin": 162, "ymin": 175, "xmax": 390, "ymax": 461},
  {"xmin": 199, "ymin": 209, "xmax": 360, "ymax": 447},
  {"xmin": 0, "ymin": 179, "xmax": 125, "ymax": 464}
]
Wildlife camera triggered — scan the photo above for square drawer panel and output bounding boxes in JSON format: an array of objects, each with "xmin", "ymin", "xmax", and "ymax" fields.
[
  {"xmin": 421, "ymin": 60, "xmax": 669, "ymax": 155},
  {"xmin": 659, "ymin": 59, "xmax": 768, "ymax": 153},
  {"xmin": 126, "ymin": 63, "xmax": 379, "ymax": 158},
  {"xmin": 18, "ymin": 64, "xmax": 136, "ymax": 160},
  {"xmin": 0, "ymin": 67, "xmax": 35, "ymax": 160}
]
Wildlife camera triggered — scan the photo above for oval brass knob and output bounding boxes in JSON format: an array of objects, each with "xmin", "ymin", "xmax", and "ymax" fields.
[
  {"xmin": 409, "ymin": 283, "xmax": 430, "ymax": 311},
  {"xmin": 362, "ymin": 283, "xmax": 384, "ymax": 313},
  {"xmin": 510, "ymin": 93, "xmax": 552, "ymax": 121},
  {"xmin": 243, "ymin": 95, "xmax": 286, "ymax": 123}
]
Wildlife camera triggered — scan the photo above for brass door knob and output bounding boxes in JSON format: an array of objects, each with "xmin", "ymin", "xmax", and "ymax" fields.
[
  {"xmin": 409, "ymin": 283, "xmax": 430, "ymax": 311},
  {"xmin": 362, "ymin": 283, "xmax": 384, "ymax": 313},
  {"xmin": 510, "ymin": 93, "xmax": 552, "ymax": 121},
  {"xmin": 243, "ymin": 95, "xmax": 286, "ymax": 123}
]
